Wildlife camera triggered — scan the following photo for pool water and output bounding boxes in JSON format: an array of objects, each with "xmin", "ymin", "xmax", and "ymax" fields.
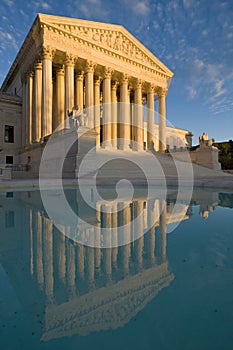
[{"xmin": 0, "ymin": 187, "xmax": 233, "ymax": 350}]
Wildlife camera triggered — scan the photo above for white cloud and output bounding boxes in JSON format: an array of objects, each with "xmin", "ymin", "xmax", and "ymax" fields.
[
  {"xmin": 183, "ymin": 0, "xmax": 194, "ymax": 8},
  {"xmin": 41, "ymin": 2, "xmax": 51, "ymax": 10},
  {"xmin": 134, "ymin": 1, "xmax": 150, "ymax": 16},
  {"xmin": 34, "ymin": 1, "xmax": 51, "ymax": 11},
  {"xmin": 206, "ymin": 63, "xmax": 223, "ymax": 81},
  {"xmin": 121, "ymin": 0, "xmax": 151, "ymax": 17},
  {"xmin": 194, "ymin": 58, "xmax": 205, "ymax": 71},
  {"xmin": 78, "ymin": 0, "xmax": 109, "ymax": 20},
  {"xmin": 3, "ymin": 0, "xmax": 14, "ymax": 6},
  {"xmin": 187, "ymin": 86, "xmax": 197, "ymax": 99},
  {"xmin": 202, "ymin": 29, "xmax": 208, "ymax": 36},
  {"xmin": 0, "ymin": 29, "xmax": 18, "ymax": 50},
  {"xmin": 211, "ymin": 80, "xmax": 227, "ymax": 99},
  {"xmin": 152, "ymin": 20, "xmax": 159, "ymax": 29}
]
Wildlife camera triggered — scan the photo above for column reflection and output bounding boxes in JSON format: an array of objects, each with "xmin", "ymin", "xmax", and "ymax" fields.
[{"xmin": 6, "ymin": 188, "xmax": 197, "ymax": 341}]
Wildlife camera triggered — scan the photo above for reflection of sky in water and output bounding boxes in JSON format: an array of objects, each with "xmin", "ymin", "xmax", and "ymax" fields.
[{"xmin": 0, "ymin": 188, "xmax": 233, "ymax": 350}]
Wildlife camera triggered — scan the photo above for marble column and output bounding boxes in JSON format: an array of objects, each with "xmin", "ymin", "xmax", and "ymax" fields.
[
  {"xmin": 111, "ymin": 202, "xmax": 118, "ymax": 265},
  {"xmin": 95, "ymin": 202, "xmax": 101, "ymax": 269},
  {"xmin": 158, "ymin": 87, "xmax": 167, "ymax": 152},
  {"xmin": 119, "ymin": 74, "xmax": 130, "ymax": 150},
  {"xmin": 41, "ymin": 46, "xmax": 54, "ymax": 138},
  {"xmin": 55, "ymin": 66, "xmax": 65, "ymax": 130},
  {"xmin": 85, "ymin": 61, "xmax": 95, "ymax": 129},
  {"xmin": 134, "ymin": 201, "xmax": 144, "ymax": 269},
  {"xmin": 43, "ymin": 216, "xmax": 54, "ymax": 300},
  {"xmin": 111, "ymin": 81, "xmax": 118, "ymax": 148},
  {"xmin": 102, "ymin": 67, "xmax": 112, "ymax": 148},
  {"xmin": 25, "ymin": 71, "xmax": 33, "ymax": 145},
  {"xmin": 87, "ymin": 229, "xmax": 95, "ymax": 284},
  {"xmin": 95, "ymin": 223, "xmax": 101, "ymax": 269},
  {"xmin": 21, "ymin": 75, "xmax": 27, "ymax": 147},
  {"xmin": 159, "ymin": 199, "xmax": 167, "ymax": 261},
  {"xmin": 147, "ymin": 84, "xmax": 155, "ymax": 150},
  {"xmin": 102, "ymin": 204, "xmax": 112, "ymax": 277},
  {"xmin": 75, "ymin": 71, "xmax": 84, "ymax": 111},
  {"xmin": 94, "ymin": 76, "xmax": 101, "ymax": 146},
  {"xmin": 65, "ymin": 53, "xmax": 76, "ymax": 119},
  {"xmin": 52, "ymin": 76, "xmax": 57, "ymax": 132},
  {"xmin": 134, "ymin": 79, "xmax": 143, "ymax": 151},
  {"xmin": 77, "ymin": 243, "xmax": 85, "ymax": 279},
  {"xmin": 118, "ymin": 202, "xmax": 131, "ymax": 273},
  {"xmin": 58, "ymin": 232, "xmax": 66, "ymax": 284},
  {"xmin": 36, "ymin": 211, "xmax": 44, "ymax": 290},
  {"xmin": 67, "ymin": 244, "xmax": 76, "ymax": 295},
  {"xmin": 32, "ymin": 61, "xmax": 42, "ymax": 142},
  {"xmin": 147, "ymin": 199, "xmax": 156, "ymax": 264},
  {"xmin": 29, "ymin": 209, "xmax": 34, "ymax": 276}
]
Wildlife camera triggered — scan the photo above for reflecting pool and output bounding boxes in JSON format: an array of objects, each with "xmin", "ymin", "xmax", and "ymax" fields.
[{"xmin": 0, "ymin": 187, "xmax": 233, "ymax": 350}]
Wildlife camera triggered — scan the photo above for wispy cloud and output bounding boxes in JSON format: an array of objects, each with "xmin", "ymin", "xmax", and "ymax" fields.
[
  {"xmin": 183, "ymin": 0, "xmax": 195, "ymax": 9},
  {"xmin": 71, "ymin": 0, "xmax": 110, "ymax": 21},
  {"xmin": 0, "ymin": 28, "xmax": 18, "ymax": 50},
  {"xmin": 34, "ymin": 1, "xmax": 52, "ymax": 11},
  {"xmin": 134, "ymin": 0, "xmax": 150, "ymax": 16},
  {"xmin": 211, "ymin": 80, "xmax": 226, "ymax": 99},
  {"xmin": 187, "ymin": 86, "xmax": 197, "ymax": 99},
  {"xmin": 120, "ymin": 0, "xmax": 151, "ymax": 17},
  {"xmin": 3, "ymin": 0, "xmax": 14, "ymax": 6}
]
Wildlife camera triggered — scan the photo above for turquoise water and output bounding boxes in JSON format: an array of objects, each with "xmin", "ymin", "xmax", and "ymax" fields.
[{"xmin": 0, "ymin": 187, "xmax": 233, "ymax": 350}]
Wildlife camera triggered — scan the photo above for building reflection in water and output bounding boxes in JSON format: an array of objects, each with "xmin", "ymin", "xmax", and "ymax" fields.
[{"xmin": 0, "ymin": 187, "xmax": 231, "ymax": 341}]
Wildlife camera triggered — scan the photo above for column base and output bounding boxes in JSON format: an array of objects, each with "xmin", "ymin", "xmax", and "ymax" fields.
[
  {"xmin": 132, "ymin": 144, "xmax": 144, "ymax": 152},
  {"xmin": 111, "ymin": 140, "xmax": 118, "ymax": 148},
  {"xmin": 101, "ymin": 140, "xmax": 116, "ymax": 150},
  {"xmin": 118, "ymin": 140, "xmax": 132, "ymax": 151}
]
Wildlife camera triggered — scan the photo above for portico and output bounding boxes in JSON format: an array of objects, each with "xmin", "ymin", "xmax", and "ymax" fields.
[{"xmin": 2, "ymin": 14, "xmax": 173, "ymax": 154}]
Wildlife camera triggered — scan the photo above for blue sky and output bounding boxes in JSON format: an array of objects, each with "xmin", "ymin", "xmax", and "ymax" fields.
[{"xmin": 0, "ymin": 0, "xmax": 232, "ymax": 144}]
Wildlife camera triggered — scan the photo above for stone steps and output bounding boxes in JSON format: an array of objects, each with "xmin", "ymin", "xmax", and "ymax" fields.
[{"xmin": 77, "ymin": 149, "xmax": 233, "ymax": 188}]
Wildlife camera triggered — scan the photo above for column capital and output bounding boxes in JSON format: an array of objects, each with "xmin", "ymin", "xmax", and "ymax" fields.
[
  {"xmin": 120, "ymin": 73, "xmax": 129, "ymax": 84},
  {"xmin": 157, "ymin": 87, "xmax": 168, "ymax": 97},
  {"xmin": 147, "ymin": 83, "xmax": 155, "ymax": 94},
  {"xmin": 75, "ymin": 70, "xmax": 84, "ymax": 81},
  {"xmin": 94, "ymin": 76, "xmax": 101, "ymax": 86},
  {"xmin": 65, "ymin": 53, "xmax": 77, "ymax": 66},
  {"xmin": 103, "ymin": 67, "xmax": 113, "ymax": 79},
  {"xmin": 85, "ymin": 60, "xmax": 96, "ymax": 73},
  {"xmin": 56, "ymin": 65, "xmax": 64, "ymax": 75},
  {"xmin": 23, "ymin": 69, "xmax": 34, "ymax": 79},
  {"xmin": 111, "ymin": 80, "xmax": 118, "ymax": 90},
  {"xmin": 41, "ymin": 45, "xmax": 55, "ymax": 60},
  {"xmin": 34, "ymin": 60, "xmax": 42, "ymax": 70},
  {"xmin": 134, "ymin": 78, "xmax": 142, "ymax": 89}
]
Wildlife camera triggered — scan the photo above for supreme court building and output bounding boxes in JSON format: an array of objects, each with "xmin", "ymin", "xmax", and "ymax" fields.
[{"xmin": 0, "ymin": 14, "xmax": 192, "ymax": 177}]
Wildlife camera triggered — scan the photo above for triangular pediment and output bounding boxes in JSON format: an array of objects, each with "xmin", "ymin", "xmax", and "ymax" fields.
[{"xmin": 38, "ymin": 14, "xmax": 173, "ymax": 78}]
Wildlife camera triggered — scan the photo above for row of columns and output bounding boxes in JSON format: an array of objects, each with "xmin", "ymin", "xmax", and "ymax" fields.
[
  {"xmin": 29, "ymin": 198, "xmax": 167, "ymax": 299},
  {"xmin": 22, "ymin": 46, "xmax": 167, "ymax": 151}
]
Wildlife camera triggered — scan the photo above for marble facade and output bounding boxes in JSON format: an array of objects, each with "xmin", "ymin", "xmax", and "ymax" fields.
[{"xmin": 0, "ymin": 14, "xmax": 192, "ymax": 175}]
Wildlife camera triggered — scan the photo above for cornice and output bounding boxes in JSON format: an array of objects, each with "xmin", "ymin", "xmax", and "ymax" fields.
[
  {"xmin": 40, "ymin": 19, "xmax": 173, "ymax": 82},
  {"xmin": 0, "ymin": 92, "xmax": 22, "ymax": 105}
]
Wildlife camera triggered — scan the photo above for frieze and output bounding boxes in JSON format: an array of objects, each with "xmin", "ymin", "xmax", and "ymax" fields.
[{"xmin": 41, "ymin": 21, "xmax": 169, "ymax": 76}]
